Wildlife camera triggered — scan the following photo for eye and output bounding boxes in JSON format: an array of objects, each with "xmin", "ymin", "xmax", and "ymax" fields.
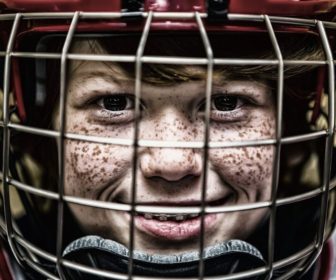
[
  {"xmin": 198, "ymin": 94, "xmax": 250, "ymax": 122},
  {"xmin": 212, "ymin": 96, "xmax": 239, "ymax": 111},
  {"xmin": 97, "ymin": 95, "xmax": 134, "ymax": 111}
]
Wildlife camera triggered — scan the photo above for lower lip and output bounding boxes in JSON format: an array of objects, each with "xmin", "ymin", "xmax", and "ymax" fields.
[{"xmin": 134, "ymin": 214, "xmax": 218, "ymax": 241}]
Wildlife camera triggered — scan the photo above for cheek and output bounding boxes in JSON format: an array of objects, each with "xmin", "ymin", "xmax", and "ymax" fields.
[
  {"xmin": 209, "ymin": 111, "xmax": 275, "ymax": 193},
  {"xmin": 64, "ymin": 140, "xmax": 132, "ymax": 196},
  {"xmin": 210, "ymin": 146, "xmax": 274, "ymax": 192},
  {"xmin": 210, "ymin": 117, "xmax": 275, "ymax": 141},
  {"xmin": 64, "ymin": 115, "xmax": 134, "ymax": 197}
]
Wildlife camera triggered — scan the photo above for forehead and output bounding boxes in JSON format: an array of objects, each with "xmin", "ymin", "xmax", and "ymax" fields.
[{"xmin": 68, "ymin": 37, "xmax": 267, "ymax": 86}]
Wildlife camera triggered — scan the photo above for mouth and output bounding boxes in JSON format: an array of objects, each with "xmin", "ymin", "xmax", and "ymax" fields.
[
  {"xmin": 127, "ymin": 195, "xmax": 232, "ymax": 241},
  {"xmin": 139, "ymin": 213, "xmax": 200, "ymax": 222},
  {"xmin": 133, "ymin": 212, "xmax": 217, "ymax": 241}
]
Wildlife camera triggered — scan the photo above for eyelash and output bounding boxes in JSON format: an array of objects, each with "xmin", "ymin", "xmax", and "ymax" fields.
[
  {"xmin": 203, "ymin": 94, "xmax": 251, "ymax": 122},
  {"xmin": 93, "ymin": 93, "xmax": 252, "ymax": 123},
  {"xmin": 93, "ymin": 94, "xmax": 136, "ymax": 124}
]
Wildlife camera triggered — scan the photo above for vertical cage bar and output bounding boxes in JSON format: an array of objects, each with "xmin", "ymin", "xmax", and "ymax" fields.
[
  {"xmin": 300, "ymin": 21, "xmax": 335, "ymax": 276},
  {"xmin": 56, "ymin": 11, "xmax": 80, "ymax": 279},
  {"xmin": 194, "ymin": 12, "xmax": 214, "ymax": 280},
  {"xmin": 315, "ymin": 20, "xmax": 334, "ymax": 247},
  {"xmin": 128, "ymin": 11, "xmax": 153, "ymax": 280},
  {"xmin": 2, "ymin": 13, "xmax": 24, "ymax": 265},
  {"xmin": 264, "ymin": 15, "xmax": 284, "ymax": 280}
]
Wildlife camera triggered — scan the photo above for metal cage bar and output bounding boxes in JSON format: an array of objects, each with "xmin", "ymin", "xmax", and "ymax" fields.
[
  {"xmin": 299, "ymin": 20, "xmax": 335, "ymax": 276},
  {"xmin": 5, "ymin": 122, "xmax": 328, "ymax": 148},
  {"xmin": 264, "ymin": 15, "xmax": 284, "ymax": 279},
  {"xmin": 1, "ymin": 50, "xmax": 331, "ymax": 67},
  {"xmin": 128, "ymin": 11, "xmax": 154, "ymax": 279},
  {"xmin": 0, "ymin": 11, "xmax": 333, "ymax": 30},
  {"xmin": 315, "ymin": 19, "xmax": 335, "ymax": 250},
  {"xmin": 1, "ymin": 12, "xmax": 25, "ymax": 267},
  {"xmin": 194, "ymin": 11, "xmax": 214, "ymax": 280},
  {"xmin": 12, "ymin": 228, "xmax": 316, "ymax": 280},
  {"xmin": 56, "ymin": 11, "xmax": 80, "ymax": 279},
  {"xmin": 7, "ymin": 177, "xmax": 334, "ymax": 214},
  {"xmin": 0, "ymin": 12, "xmax": 325, "ymax": 26}
]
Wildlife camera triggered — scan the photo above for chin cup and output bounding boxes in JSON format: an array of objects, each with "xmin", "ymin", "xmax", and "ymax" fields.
[{"xmin": 62, "ymin": 235, "xmax": 265, "ymax": 279}]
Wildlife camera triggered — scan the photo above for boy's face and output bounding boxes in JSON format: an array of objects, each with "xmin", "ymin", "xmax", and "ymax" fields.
[{"xmin": 63, "ymin": 47, "xmax": 276, "ymax": 254}]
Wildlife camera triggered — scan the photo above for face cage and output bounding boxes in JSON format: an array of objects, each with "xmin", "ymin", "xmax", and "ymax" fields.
[{"xmin": 0, "ymin": 11, "xmax": 336, "ymax": 280}]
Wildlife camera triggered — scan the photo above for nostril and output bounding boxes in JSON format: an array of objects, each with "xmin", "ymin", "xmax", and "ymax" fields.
[
  {"xmin": 146, "ymin": 174, "xmax": 200, "ymax": 191},
  {"xmin": 149, "ymin": 166, "xmax": 196, "ymax": 181}
]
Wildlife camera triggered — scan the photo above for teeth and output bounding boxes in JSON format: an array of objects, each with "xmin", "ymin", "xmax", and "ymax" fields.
[
  {"xmin": 175, "ymin": 215, "xmax": 185, "ymax": 221},
  {"xmin": 144, "ymin": 214, "xmax": 153, "ymax": 219},
  {"xmin": 141, "ymin": 213, "xmax": 200, "ymax": 221}
]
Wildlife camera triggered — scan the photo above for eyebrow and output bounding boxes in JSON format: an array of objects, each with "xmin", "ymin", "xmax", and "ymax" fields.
[
  {"xmin": 73, "ymin": 70, "xmax": 133, "ymax": 85},
  {"xmin": 71, "ymin": 68, "xmax": 269, "ymax": 92}
]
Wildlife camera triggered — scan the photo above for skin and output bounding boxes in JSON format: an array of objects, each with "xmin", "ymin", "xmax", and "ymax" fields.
[{"xmin": 61, "ymin": 52, "xmax": 276, "ymax": 254}]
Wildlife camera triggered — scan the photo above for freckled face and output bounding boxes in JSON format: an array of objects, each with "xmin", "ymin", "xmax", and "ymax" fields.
[{"xmin": 64, "ymin": 60, "xmax": 275, "ymax": 254}]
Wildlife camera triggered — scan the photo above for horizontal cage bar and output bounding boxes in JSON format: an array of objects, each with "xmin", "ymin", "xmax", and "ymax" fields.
[
  {"xmin": 13, "ymin": 231, "xmax": 316, "ymax": 280},
  {"xmin": 0, "ymin": 12, "xmax": 334, "ymax": 30},
  {"xmin": 1, "ymin": 52, "xmax": 332, "ymax": 67},
  {"xmin": 6, "ymin": 123, "xmax": 328, "ymax": 148},
  {"xmin": 8, "ymin": 176, "xmax": 335, "ymax": 213}
]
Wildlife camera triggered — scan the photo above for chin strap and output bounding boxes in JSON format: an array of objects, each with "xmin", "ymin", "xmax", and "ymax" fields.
[{"xmin": 62, "ymin": 235, "xmax": 265, "ymax": 279}]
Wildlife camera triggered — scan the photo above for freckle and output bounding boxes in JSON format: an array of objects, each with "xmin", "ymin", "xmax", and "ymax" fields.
[{"xmin": 80, "ymin": 127, "xmax": 89, "ymax": 134}]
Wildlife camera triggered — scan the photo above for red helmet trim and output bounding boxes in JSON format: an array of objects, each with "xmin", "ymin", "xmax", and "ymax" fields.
[{"xmin": 1, "ymin": 0, "xmax": 336, "ymax": 16}]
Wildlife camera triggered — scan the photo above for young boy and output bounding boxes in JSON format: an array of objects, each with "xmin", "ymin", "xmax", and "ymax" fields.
[{"xmin": 0, "ymin": 1, "xmax": 335, "ymax": 279}]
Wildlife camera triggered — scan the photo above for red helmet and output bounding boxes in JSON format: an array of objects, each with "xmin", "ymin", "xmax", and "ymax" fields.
[{"xmin": 0, "ymin": 0, "xmax": 336, "ymax": 279}]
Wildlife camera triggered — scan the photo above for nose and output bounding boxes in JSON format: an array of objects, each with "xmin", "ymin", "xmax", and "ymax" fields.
[
  {"xmin": 139, "ymin": 106, "xmax": 203, "ymax": 181},
  {"xmin": 140, "ymin": 147, "xmax": 202, "ymax": 181}
]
